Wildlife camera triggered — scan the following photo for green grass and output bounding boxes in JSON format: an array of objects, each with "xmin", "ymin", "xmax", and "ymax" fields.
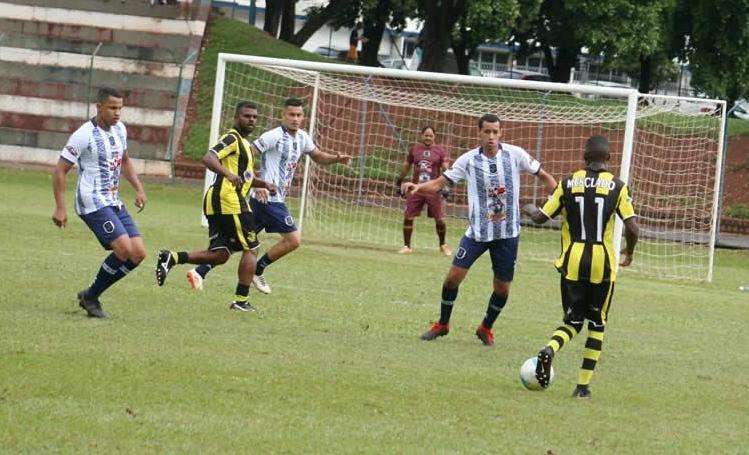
[
  {"xmin": 726, "ymin": 204, "xmax": 749, "ymax": 219},
  {"xmin": 2, "ymin": 167, "xmax": 749, "ymax": 453},
  {"xmin": 183, "ymin": 17, "xmax": 331, "ymax": 160},
  {"xmin": 728, "ymin": 117, "xmax": 749, "ymax": 137}
]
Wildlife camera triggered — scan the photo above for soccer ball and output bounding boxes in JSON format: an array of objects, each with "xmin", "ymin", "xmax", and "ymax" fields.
[{"xmin": 519, "ymin": 357, "xmax": 554, "ymax": 391}]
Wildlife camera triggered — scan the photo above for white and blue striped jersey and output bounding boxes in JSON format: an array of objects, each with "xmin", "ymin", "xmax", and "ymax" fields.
[
  {"xmin": 60, "ymin": 119, "xmax": 128, "ymax": 215},
  {"xmin": 443, "ymin": 143, "xmax": 541, "ymax": 241},
  {"xmin": 252, "ymin": 126, "xmax": 316, "ymax": 203}
]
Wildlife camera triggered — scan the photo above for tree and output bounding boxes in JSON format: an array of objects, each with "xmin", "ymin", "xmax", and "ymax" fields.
[
  {"xmin": 512, "ymin": 0, "xmax": 665, "ymax": 83},
  {"xmin": 289, "ymin": 0, "xmax": 361, "ymax": 47},
  {"xmin": 450, "ymin": 0, "xmax": 528, "ymax": 75},
  {"xmin": 279, "ymin": 0, "xmax": 297, "ymax": 42},
  {"xmin": 263, "ymin": 0, "xmax": 282, "ymax": 37},
  {"xmin": 359, "ymin": 0, "xmax": 416, "ymax": 67},
  {"xmin": 416, "ymin": 0, "xmax": 465, "ymax": 72},
  {"xmin": 682, "ymin": 0, "xmax": 749, "ymax": 105}
]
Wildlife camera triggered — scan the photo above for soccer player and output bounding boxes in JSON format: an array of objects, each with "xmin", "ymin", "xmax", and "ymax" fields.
[
  {"xmin": 52, "ymin": 87, "xmax": 147, "ymax": 319},
  {"xmin": 403, "ymin": 113, "xmax": 557, "ymax": 346},
  {"xmin": 155, "ymin": 101, "xmax": 277, "ymax": 312},
  {"xmin": 395, "ymin": 126, "xmax": 452, "ymax": 256},
  {"xmin": 189, "ymin": 97, "xmax": 352, "ymax": 295},
  {"xmin": 522, "ymin": 135, "xmax": 639, "ymax": 398}
]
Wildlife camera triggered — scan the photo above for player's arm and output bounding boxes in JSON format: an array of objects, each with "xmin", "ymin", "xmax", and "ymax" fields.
[
  {"xmin": 403, "ymin": 175, "xmax": 448, "ymax": 196},
  {"xmin": 616, "ymin": 184, "xmax": 639, "ymax": 266},
  {"xmin": 523, "ymin": 180, "xmax": 564, "ymax": 225},
  {"xmin": 202, "ymin": 150, "xmax": 242, "ymax": 188},
  {"xmin": 121, "ymin": 153, "xmax": 147, "ymax": 212},
  {"xmin": 536, "ymin": 168, "xmax": 557, "ymax": 193},
  {"xmin": 522, "ymin": 204, "xmax": 550, "ymax": 224},
  {"xmin": 620, "ymin": 217, "xmax": 639, "ymax": 267},
  {"xmin": 249, "ymin": 176, "xmax": 278, "ymax": 193},
  {"xmin": 395, "ymin": 152, "xmax": 412, "ymax": 197},
  {"xmin": 309, "ymin": 147, "xmax": 352, "ymax": 165},
  {"xmin": 52, "ymin": 158, "xmax": 74, "ymax": 228},
  {"xmin": 439, "ymin": 152, "xmax": 451, "ymax": 199}
]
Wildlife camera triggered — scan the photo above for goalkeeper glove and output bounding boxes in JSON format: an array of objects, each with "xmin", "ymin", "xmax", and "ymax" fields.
[{"xmin": 440, "ymin": 187, "xmax": 450, "ymax": 200}]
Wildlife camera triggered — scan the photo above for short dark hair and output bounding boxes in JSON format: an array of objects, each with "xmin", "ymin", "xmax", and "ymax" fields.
[
  {"xmin": 284, "ymin": 97, "xmax": 304, "ymax": 108},
  {"xmin": 584, "ymin": 135, "xmax": 611, "ymax": 163},
  {"xmin": 421, "ymin": 126, "xmax": 435, "ymax": 135},
  {"xmin": 235, "ymin": 101, "xmax": 257, "ymax": 115},
  {"xmin": 96, "ymin": 87, "xmax": 122, "ymax": 103},
  {"xmin": 478, "ymin": 113, "xmax": 500, "ymax": 129}
]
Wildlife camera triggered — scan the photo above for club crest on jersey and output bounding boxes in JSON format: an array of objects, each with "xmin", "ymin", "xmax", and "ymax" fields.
[
  {"xmin": 108, "ymin": 135, "xmax": 116, "ymax": 146},
  {"xmin": 423, "ymin": 149, "xmax": 431, "ymax": 158},
  {"xmin": 489, "ymin": 163, "xmax": 497, "ymax": 174}
]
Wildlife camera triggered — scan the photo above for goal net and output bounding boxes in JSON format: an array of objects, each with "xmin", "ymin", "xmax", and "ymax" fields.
[{"xmin": 208, "ymin": 54, "xmax": 725, "ymax": 282}]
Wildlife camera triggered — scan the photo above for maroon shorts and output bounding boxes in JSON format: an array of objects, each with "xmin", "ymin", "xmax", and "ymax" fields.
[{"xmin": 405, "ymin": 192, "xmax": 444, "ymax": 219}]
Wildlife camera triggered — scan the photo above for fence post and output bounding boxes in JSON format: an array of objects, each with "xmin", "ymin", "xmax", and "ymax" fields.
[
  {"xmin": 86, "ymin": 42, "xmax": 103, "ymax": 120},
  {"xmin": 167, "ymin": 49, "xmax": 198, "ymax": 179}
]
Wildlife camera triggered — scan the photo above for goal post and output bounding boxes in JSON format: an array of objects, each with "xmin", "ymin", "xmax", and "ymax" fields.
[{"xmin": 208, "ymin": 53, "xmax": 725, "ymax": 282}]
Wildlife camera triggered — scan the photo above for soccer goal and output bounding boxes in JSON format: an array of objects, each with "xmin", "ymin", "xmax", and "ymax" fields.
[{"xmin": 207, "ymin": 53, "xmax": 726, "ymax": 282}]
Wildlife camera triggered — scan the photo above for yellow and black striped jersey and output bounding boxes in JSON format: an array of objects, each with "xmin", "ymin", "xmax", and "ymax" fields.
[
  {"xmin": 541, "ymin": 168, "xmax": 636, "ymax": 283},
  {"xmin": 203, "ymin": 128, "xmax": 255, "ymax": 216}
]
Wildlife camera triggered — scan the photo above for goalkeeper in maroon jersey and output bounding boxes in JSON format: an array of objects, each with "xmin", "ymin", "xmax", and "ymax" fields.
[{"xmin": 395, "ymin": 126, "xmax": 452, "ymax": 256}]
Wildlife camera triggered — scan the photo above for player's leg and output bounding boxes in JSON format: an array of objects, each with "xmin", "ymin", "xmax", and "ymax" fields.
[
  {"xmin": 421, "ymin": 235, "xmax": 485, "ymax": 341},
  {"xmin": 536, "ymin": 278, "xmax": 586, "ymax": 388},
  {"xmin": 78, "ymin": 206, "xmax": 143, "ymax": 318},
  {"xmin": 400, "ymin": 194, "xmax": 424, "ymax": 253},
  {"xmin": 229, "ymin": 212, "xmax": 261, "ymax": 312},
  {"xmin": 252, "ymin": 201, "xmax": 299, "ymax": 294},
  {"xmin": 400, "ymin": 217, "xmax": 414, "ymax": 254},
  {"xmin": 573, "ymin": 281, "xmax": 614, "ymax": 398},
  {"xmin": 425, "ymin": 194, "xmax": 450, "ymax": 255},
  {"xmin": 474, "ymin": 237, "xmax": 519, "ymax": 345},
  {"xmin": 156, "ymin": 215, "xmax": 231, "ymax": 287}
]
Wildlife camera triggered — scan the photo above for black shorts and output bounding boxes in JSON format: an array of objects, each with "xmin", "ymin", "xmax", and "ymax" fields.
[
  {"xmin": 560, "ymin": 277, "xmax": 615, "ymax": 328},
  {"xmin": 206, "ymin": 212, "xmax": 260, "ymax": 252}
]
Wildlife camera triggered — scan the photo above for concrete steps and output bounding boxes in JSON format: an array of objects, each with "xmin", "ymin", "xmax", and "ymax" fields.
[{"xmin": 0, "ymin": 0, "xmax": 207, "ymax": 171}]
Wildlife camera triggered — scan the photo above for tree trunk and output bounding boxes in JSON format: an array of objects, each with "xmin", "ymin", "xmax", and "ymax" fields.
[
  {"xmin": 543, "ymin": 45, "xmax": 577, "ymax": 83},
  {"xmin": 279, "ymin": 0, "xmax": 295, "ymax": 42},
  {"xmin": 451, "ymin": 24, "xmax": 473, "ymax": 75},
  {"xmin": 360, "ymin": 10, "xmax": 388, "ymax": 66},
  {"xmin": 419, "ymin": 0, "xmax": 462, "ymax": 72},
  {"xmin": 290, "ymin": 4, "xmax": 336, "ymax": 47},
  {"xmin": 263, "ymin": 0, "xmax": 282, "ymax": 38},
  {"xmin": 638, "ymin": 54, "xmax": 653, "ymax": 93}
]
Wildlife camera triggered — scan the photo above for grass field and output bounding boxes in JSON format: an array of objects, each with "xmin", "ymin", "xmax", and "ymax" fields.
[{"xmin": 1, "ymin": 167, "xmax": 748, "ymax": 453}]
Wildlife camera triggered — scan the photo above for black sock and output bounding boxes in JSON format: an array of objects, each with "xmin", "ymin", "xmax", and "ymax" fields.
[
  {"xmin": 403, "ymin": 219, "xmax": 414, "ymax": 248},
  {"xmin": 195, "ymin": 264, "xmax": 212, "ymax": 278},
  {"xmin": 234, "ymin": 283, "xmax": 250, "ymax": 303},
  {"xmin": 481, "ymin": 292, "xmax": 507, "ymax": 329},
  {"xmin": 177, "ymin": 251, "xmax": 189, "ymax": 264},
  {"xmin": 436, "ymin": 220, "xmax": 446, "ymax": 246},
  {"xmin": 88, "ymin": 254, "xmax": 138, "ymax": 298},
  {"xmin": 439, "ymin": 285, "xmax": 458, "ymax": 324},
  {"xmin": 255, "ymin": 254, "xmax": 273, "ymax": 276}
]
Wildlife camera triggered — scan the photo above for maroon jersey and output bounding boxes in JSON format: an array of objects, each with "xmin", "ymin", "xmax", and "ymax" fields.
[{"xmin": 407, "ymin": 143, "xmax": 448, "ymax": 184}]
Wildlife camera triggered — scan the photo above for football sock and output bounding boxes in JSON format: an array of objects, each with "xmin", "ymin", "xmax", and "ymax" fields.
[
  {"xmin": 403, "ymin": 219, "xmax": 414, "ymax": 248},
  {"xmin": 481, "ymin": 292, "xmax": 507, "ymax": 329},
  {"xmin": 436, "ymin": 220, "xmax": 446, "ymax": 246},
  {"xmin": 88, "ymin": 253, "xmax": 138, "ymax": 298},
  {"xmin": 234, "ymin": 283, "xmax": 250, "ymax": 303},
  {"xmin": 176, "ymin": 251, "xmax": 189, "ymax": 264},
  {"xmin": 546, "ymin": 323, "xmax": 583, "ymax": 353},
  {"xmin": 439, "ymin": 286, "xmax": 458, "ymax": 324},
  {"xmin": 195, "ymin": 264, "xmax": 212, "ymax": 278},
  {"xmin": 578, "ymin": 323, "xmax": 605, "ymax": 386},
  {"xmin": 255, "ymin": 254, "xmax": 274, "ymax": 276}
]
